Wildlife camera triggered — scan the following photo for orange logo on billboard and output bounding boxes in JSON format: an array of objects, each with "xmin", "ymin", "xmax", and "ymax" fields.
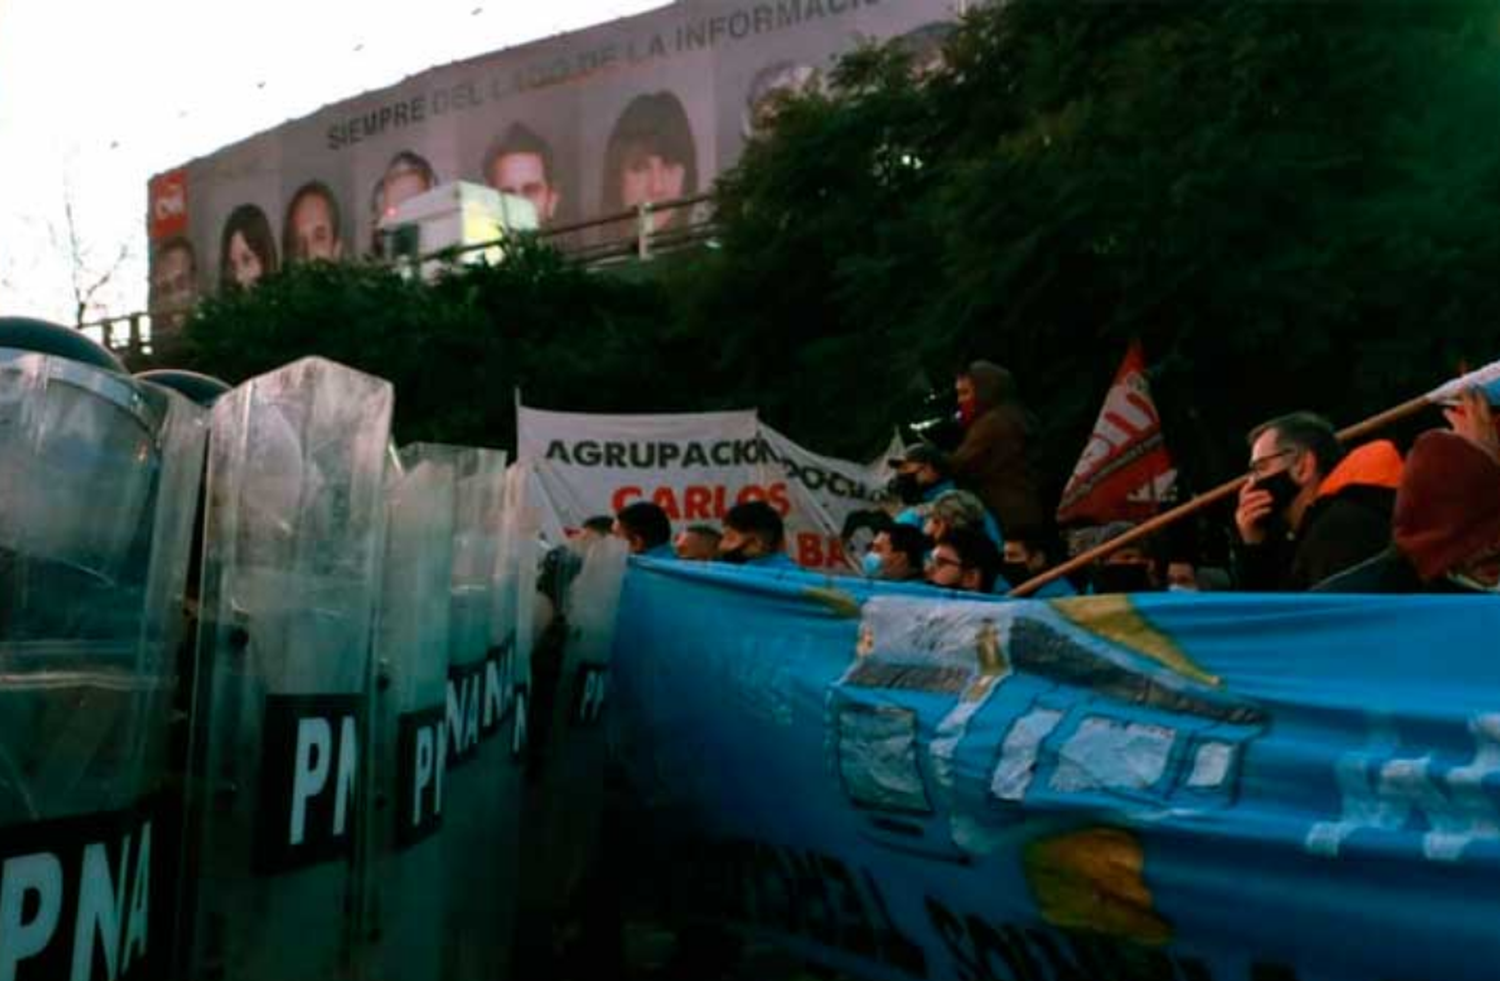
[{"xmin": 149, "ymin": 171, "xmax": 188, "ymax": 241}]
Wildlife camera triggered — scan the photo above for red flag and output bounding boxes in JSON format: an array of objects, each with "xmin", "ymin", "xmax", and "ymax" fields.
[{"xmin": 1056, "ymin": 340, "xmax": 1177, "ymax": 524}]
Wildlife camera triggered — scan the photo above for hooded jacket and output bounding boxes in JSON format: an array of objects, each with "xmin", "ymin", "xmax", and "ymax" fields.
[
  {"xmin": 1236, "ymin": 440, "xmax": 1403, "ymax": 591},
  {"xmin": 1315, "ymin": 431, "xmax": 1500, "ymax": 593},
  {"xmin": 949, "ymin": 362, "xmax": 1045, "ymax": 536}
]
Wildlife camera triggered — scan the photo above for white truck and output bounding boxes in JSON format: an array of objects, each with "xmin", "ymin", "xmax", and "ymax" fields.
[{"xmin": 377, "ymin": 181, "xmax": 539, "ymax": 279}]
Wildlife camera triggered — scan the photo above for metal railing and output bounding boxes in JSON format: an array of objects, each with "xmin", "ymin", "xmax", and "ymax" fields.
[
  {"xmin": 412, "ymin": 192, "xmax": 716, "ymax": 267},
  {"xmin": 81, "ymin": 193, "xmax": 718, "ymax": 360},
  {"xmin": 77, "ymin": 311, "xmax": 157, "ymax": 362}
]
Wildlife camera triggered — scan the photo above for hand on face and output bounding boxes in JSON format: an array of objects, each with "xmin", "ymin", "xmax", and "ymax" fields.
[{"xmin": 1234, "ymin": 481, "xmax": 1274, "ymax": 545}]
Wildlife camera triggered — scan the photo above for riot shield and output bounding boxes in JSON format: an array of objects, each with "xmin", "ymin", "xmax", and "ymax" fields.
[
  {"xmin": 182, "ymin": 358, "xmax": 393, "ymax": 981},
  {"xmin": 0, "ymin": 346, "xmax": 206, "ymax": 979},
  {"xmin": 524, "ymin": 533, "xmax": 629, "ymax": 915},
  {"xmin": 358, "ymin": 450, "xmax": 458, "ymax": 981},
  {"xmin": 499, "ymin": 462, "xmax": 539, "ymax": 774},
  {"xmin": 399, "ymin": 444, "xmax": 518, "ymax": 980}
]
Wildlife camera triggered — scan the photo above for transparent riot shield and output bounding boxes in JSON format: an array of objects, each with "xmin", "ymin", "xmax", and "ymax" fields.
[
  {"xmin": 526, "ymin": 533, "xmax": 629, "ymax": 914},
  {"xmin": 499, "ymin": 462, "xmax": 539, "ymax": 777},
  {"xmin": 183, "ymin": 358, "xmax": 393, "ymax": 981},
  {"xmin": 399, "ymin": 444, "xmax": 516, "ymax": 980},
  {"xmin": 358, "ymin": 450, "xmax": 457, "ymax": 981},
  {"xmin": 0, "ymin": 347, "xmax": 206, "ymax": 978}
]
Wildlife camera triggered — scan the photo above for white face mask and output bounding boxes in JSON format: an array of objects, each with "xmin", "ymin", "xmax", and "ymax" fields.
[{"xmin": 1446, "ymin": 571, "xmax": 1500, "ymax": 594}]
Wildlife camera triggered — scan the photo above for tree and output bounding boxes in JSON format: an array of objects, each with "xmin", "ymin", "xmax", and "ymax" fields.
[
  {"xmin": 57, "ymin": 179, "xmax": 132, "ymax": 325},
  {"xmin": 678, "ymin": 0, "xmax": 1500, "ymax": 500},
  {"xmin": 178, "ymin": 242, "xmax": 694, "ymax": 448}
]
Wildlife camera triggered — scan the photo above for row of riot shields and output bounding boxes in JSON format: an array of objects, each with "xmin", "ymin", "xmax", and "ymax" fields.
[{"xmin": 0, "ymin": 342, "xmax": 627, "ymax": 981}]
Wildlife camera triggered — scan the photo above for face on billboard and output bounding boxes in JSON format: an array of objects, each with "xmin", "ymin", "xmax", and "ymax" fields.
[
  {"xmin": 603, "ymin": 92, "xmax": 698, "ymax": 232},
  {"xmin": 619, "ymin": 145, "xmax": 686, "ymax": 231},
  {"xmin": 378, "ymin": 153, "xmax": 435, "ymax": 221},
  {"xmin": 150, "ymin": 242, "xmax": 197, "ymax": 319},
  {"xmin": 490, "ymin": 152, "xmax": 558, "ymax": 223},
  {"xmin": 289, "ymin": 192, "xmax": 343, "ymax": 262},
  {"xmin": 743, "ymin": 63, "xmax": 818, "ymax": 138},
  {"xmin": 227, "ymin": 233, "xmax": 265, "ymax": 287},
  {"xmin": 220, "ymin": 204, "xmax": 279, "ymax": 289},
  {"xmin": 382, "ymin": 169, "xmax": 430, "ymax": 216},
  {"xmin": 163, "ymin": 3, "xmax": 954, "ymax": 286}
]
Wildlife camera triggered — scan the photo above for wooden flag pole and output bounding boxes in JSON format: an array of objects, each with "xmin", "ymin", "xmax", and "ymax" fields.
[{"xmin": 1007, "ymin": 391, "xmax": 1438, "ymax": 598}]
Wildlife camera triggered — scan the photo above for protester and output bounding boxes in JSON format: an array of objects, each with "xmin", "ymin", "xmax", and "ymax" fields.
[
  {"xmin": 923, "ymin": 489, "xmax": 994, "ymax": 546},
  {"xmin": 949, "ymin": 361, "xmax": 1045, "ymax": 536},
  {"xmin": 1234, "ymin": 411, "xmax": 1402, "ymax": 590},
  {"xmin": 718, "ymin": 501, "xmax": 798, "ymax": 569},
  {"xmin": 925, "ymin": 528, "xmax": 1002, "ymax": 594},
  {"xmin": 894, "ymin": 447, "xmax": 1003, "ymax": 544},
  {"xmin": 1317, "ymin": 422, "xmax": 1500, "ymax": 593},
  {"xmin": 1165, "ymin": 560, "xmax": 1200, "ymax": 592},
  {"xmin": 578, "ymin": 515, "xmax": 615, "ymax": 542},
  {"xmin": 613, "ymin": 501, "xmax": 675, "ymax": 558},
  {"xmin": 841, "ymin": 508, "xmax": 897, "ymax": 570},
  {"xmin": 674, "ymin": 524, "xmax": 721, "ymax": 561},
  {"xmin": 1001, "ymin": 528, "xmax": 1077, "ymax": 598},
  {"xmin": 863, "ymin": 525, "xmax": 929, "ymax": 582},
  {"xmin": 1093, "ymin": 545, "xmax": 1160, "ymax": 594},
  {"xmin": 1067, "ymin": 521, "xmax": 1164, "ymax": 593},
  {"xmin": 890, "ymin": 444, "xmax": 955, "ymax": 513}
]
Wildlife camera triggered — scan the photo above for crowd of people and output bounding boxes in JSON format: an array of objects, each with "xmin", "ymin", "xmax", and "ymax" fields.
[{"xmin": 573, "ymin": 362, "xmax": 1500, "ymax": 598}]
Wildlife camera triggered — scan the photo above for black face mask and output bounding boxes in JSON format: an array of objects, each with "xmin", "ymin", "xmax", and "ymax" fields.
[
  {"xmin": 1092, "ymin": 562, "xmax": 1155, "ymax": 595},
  {"xmin": 999, "ymin": 561, "xmax": 1032, "ymax": 591},
  {"xmin": 890, "ymin": 472, "xmax": 926, "ymax": 506},
  {"xmin": 718, "ymin": 546, "xmax": 751, "ymax": 565},
  {"xmin": 1252, "ymin": 468, "xmax": 1302, "ymax": 518}
]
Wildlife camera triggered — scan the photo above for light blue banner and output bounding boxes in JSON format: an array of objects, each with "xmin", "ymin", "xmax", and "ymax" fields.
[{"xmin": 611, "ymin": 559, "xmax": 1500, "ymax": 981}]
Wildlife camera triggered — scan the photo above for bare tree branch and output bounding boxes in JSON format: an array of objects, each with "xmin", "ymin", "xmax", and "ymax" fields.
[
  {"xmin": 53, "ymin": 168, "xmax": 134, "ymax": 325},
  {"xmin": 77, "ymin": 241, "xmax": 133, "ymax": 322}
]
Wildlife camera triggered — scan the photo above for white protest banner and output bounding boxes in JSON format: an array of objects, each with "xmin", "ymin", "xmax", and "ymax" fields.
[{"xmin": 515, "ymin": 404, "xmax": 893, "ymax": 572}]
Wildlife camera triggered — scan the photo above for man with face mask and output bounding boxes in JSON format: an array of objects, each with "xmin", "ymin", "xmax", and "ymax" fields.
[
  {"xmin": 1002, "ymin": 530, "xmax": 1077, "ymax": 598},
  {"xmin": 1234, "ymin": 412, "xmax": 1402, "ymax": 591},
  {"xmin": 924, "ymin": 529, "xmax": 1002, "ymax": 594},
  {"xmin": 863, "ymin": 525, "xmax": 929, "ymax": 582},
  {"xmin": 718, "ymin": 500, "xmax": 799, "ymax": 569},
  {"xmin": 889, "ymin": 444, "xmax": 955, "ymax": 516}
]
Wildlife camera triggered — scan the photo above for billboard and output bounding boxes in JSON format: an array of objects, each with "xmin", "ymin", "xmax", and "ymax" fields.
[{"xmin": 146, "ymin": 0, "xmax": 957, "ymax": 326}]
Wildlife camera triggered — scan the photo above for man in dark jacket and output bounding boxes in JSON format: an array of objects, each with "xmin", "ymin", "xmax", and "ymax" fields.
[
  {"xmin": 1234, "ymin": 412, "xmax": 1403, "ymax": 590},
  {"xmin": 1317, "ymin": 421, "xmax": 1500, "ymax": 594},
  {"xmin": 949, "ymin": 361, "xmax": 1045, "ymax": 536}
]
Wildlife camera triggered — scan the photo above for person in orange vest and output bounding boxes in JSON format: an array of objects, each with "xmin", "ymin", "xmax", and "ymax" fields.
[
  {"xmin": 1317, "ymin": 388, "xmax": 1500, "ymax": 593},
  {"xmin": 1234, "ymin": 411, "xmax": 1403, "ymax": 590}
]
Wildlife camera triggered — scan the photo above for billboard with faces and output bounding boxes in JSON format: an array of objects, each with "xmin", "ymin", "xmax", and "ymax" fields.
[{"xmin": 146, "ymin": 0, "xmax": 957, "ymax": 323}]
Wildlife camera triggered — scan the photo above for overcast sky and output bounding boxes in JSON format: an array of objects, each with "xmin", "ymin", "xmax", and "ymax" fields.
[{"xmin": 0, "ymin": 0, "xmax": 668, "ymax": 324}]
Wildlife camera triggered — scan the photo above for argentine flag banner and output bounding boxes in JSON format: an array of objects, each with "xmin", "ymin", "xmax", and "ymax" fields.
[{"xmin": 611, "ymin": 559, "xmax": 1500, "ymax": 981}]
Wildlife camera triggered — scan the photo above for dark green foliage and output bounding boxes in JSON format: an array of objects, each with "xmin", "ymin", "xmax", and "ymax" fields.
[
  {"xmin": 179, "ymin": 241, "xmax": 689, "ymax": 448},
  {"xmin": 683, "ymin": 0, "xmax": 1500, "ymax": 493}
]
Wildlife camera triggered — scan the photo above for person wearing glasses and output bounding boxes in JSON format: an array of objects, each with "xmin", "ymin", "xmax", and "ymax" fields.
[
  {"xmin": 925, "ymin": 528, "xmax": 1002, "ymax": 594},
  {"xmin": 1233, "ymin": 411, "xmax": 1402, "ymax": 590}
]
